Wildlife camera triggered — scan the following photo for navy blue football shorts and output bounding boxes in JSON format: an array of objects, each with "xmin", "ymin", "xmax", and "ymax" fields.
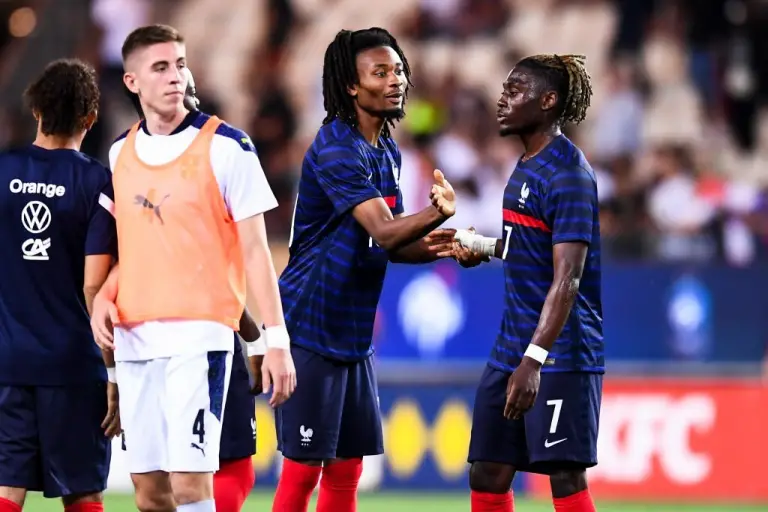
[
  {"xmin": 0, "ymin": 383, "xmax": 111, "ymax": 497},
  {"xmin": 220, "ymin": 339, "xmax": 256, "ymax": 461},
  {"xmin": 468, "ymin": 364, "xmax": 602, "ymax": 474},
  {"xmin": 275, "ymin": 345, "xmax": 383, "ymax": 461}
]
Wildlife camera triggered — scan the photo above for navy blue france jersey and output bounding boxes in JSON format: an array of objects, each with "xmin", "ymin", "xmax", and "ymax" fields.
[
  {"xmin": 279, "ymin": 119, "xmax": 403, "ymax": 361},
  {"xmin": 492, "ymin": 135, "xmax": 604, "ymax": 373},
  {"xmin": 0, "ymin": 145, "xmax": 116, "ymax": 385}
]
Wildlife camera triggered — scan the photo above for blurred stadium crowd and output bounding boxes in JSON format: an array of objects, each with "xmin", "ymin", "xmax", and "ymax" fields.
[{"xmin": 0, "ymin": 0, "xmax": 767, "ymax": 265}]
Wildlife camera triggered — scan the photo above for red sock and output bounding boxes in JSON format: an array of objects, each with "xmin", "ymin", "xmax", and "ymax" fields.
[
  {"xmin": 316, "ymin": 458, "xmax": 363, "ymax": 512},
  {"xmin": 215, "ymin": 457, "xmax": 256, "ymax": 512},
  {"xmin": 471, "ymin": 490, "xmax": 513, "ymax": 512},
  {"xmin": 272, "ymin": 458, "xmax": 322, "ymax": 512},
  {"xmin": 64, "ymin": 502, "xmax": 104, "ymax": 512},
  {"xmin": 553, "ymin": 489, "xmax": 596, "ymax": 512},
  {"xmin": 0, "ymin": 497, "xmax": 21, "ymax": 512}
]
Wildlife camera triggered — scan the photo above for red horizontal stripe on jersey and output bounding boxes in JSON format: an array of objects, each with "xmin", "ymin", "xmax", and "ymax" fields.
[
  {"xmin": 503, "ymin": 208, "xmax": 551, "ymax": 232},
  {"xmin": 383, "ymin": 196, "xmax": 397, "ymax": 208}
]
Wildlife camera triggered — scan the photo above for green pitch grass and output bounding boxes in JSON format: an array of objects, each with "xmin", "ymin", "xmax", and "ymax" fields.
[{"xmin": 24, "ymin": 492, "xmax": 768, "ymax": 511}]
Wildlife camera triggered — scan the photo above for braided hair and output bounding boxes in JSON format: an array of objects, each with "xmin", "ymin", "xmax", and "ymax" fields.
[
  {"xmin": 518, "ymin": 54, "xmax": 592, "ymax": 126},
  {"xmin": 322, "ymin": 27, "xmax": 412, "ymax": 138}
]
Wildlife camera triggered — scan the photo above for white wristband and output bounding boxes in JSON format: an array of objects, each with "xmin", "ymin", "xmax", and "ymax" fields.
[
  {"xmin": 524, "ymin": 344, "xmax": 548, "ymax": 365},
  {"xmin": 245, "ymin": 338, "xmax": 267, "ymax": 357},
  {"xmin": 265, "ymin": 325, "xmax": 291, "ymax": 350},
  {"xmin": 106, "ymin": 367, "xmax": 116, "ymax": 383},
  {"xmin": 454, "ymin": 229, "xmax": 496, "ymax": 257}
]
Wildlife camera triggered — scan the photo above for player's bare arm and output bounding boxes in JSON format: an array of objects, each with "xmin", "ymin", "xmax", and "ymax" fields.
[
  {"xmin": 237, "ymin": 213, "xmax": 296, "ymax": 407},
  {"xmin": 239, "ymin": 307, "xmax": 265, "ymax": 396},
  {"xmin": 91, "ymin": 263, "xmax": 119, "ymax": 350},
  {"xmin": 386, "ymin": 213, "xmax": 456, "ymax": 263},
  {"xmin": 84, "ymin": 255, "xmax": 113, "ymax": 315},
  {"xmin": 84, "ymin": 254, "xmax": 121, "ymax": 437},
  {"xmin": 239, "ymin": 307, "xmax": 260, "ymax": 342},
  {"xmin": 504, "ymin": 241, "xmax": 588, "ymax": 420},
  {"xmin": 352, "ymin": 169, "xmax": 455, "ymax": 252}
]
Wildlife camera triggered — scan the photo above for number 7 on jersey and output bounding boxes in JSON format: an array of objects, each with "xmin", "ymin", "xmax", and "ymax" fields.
[{"xmin": 501, "ymin": 225, "xmax": 512, "ymax": 259}]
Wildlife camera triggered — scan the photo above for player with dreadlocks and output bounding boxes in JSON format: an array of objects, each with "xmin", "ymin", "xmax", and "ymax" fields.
[
  {"xmin": 453, "ymin": 54, "xmax": 602, "ymax": 512},
  {"xmin": 272, "ymin": 27, "xmax": 458, "ymax": 512}
]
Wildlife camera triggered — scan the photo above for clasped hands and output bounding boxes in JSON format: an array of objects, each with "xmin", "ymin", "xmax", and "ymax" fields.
[{"xmin": 427, "ymin": 169, "xmax": 490, "ymax": 268}]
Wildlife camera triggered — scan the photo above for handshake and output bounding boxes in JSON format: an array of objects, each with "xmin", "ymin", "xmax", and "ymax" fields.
[{"xmin": 426, "ymin": 169, "xmax": 493, "ymax": 268}]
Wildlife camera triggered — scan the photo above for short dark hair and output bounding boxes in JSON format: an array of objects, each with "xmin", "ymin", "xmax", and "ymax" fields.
[
  {"xmin": 322, "ymin": 27, "xmax": 412, "ymax": 138},
  {"xmin": 122, "ymin": 24, "xmax": 184, "ymax": 62},
  {"xmin": 24, "ymin": 58, "xmax": 99, "ymax": 137},
  {"xmin": 517, "ymin": 54, "xmax": 593, "ymax": 126}
]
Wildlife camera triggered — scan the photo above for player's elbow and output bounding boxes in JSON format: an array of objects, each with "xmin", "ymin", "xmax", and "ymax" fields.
[
  {"xmin": 367, "ymin": 223, "xmax": 402, "ymax": 252},
  {"xmin": 83, "ymin": 284, "xmax": 101, "ymax": 301},
  {"xmin": 374, "ymin": 236, "xmax": 398, "ymax": 252},
  {"xmin": 553, "ymin": 275, "xmax": 580, "ymax": 304}
]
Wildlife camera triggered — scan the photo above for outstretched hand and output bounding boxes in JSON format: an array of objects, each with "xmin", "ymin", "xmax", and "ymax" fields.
[
  {"xmin": 424, "ymin": 228, "xmax": 457, "ymax": 258},
  {"xmin": 430, "ymin": 169, "xmax": 456, "ymax": 217}
]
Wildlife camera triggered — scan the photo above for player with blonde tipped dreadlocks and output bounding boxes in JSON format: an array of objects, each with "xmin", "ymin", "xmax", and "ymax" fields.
[{"xmin": 452, "ymin": 54, "xmax": 602, "ymax": 512}]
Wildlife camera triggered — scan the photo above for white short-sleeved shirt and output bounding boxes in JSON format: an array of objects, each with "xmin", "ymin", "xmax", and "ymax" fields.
[{"xmin": 109, "ymin": 111, "xmax": 277, "ymax": 362}]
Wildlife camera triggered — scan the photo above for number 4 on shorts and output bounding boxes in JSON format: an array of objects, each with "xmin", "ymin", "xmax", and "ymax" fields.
[{"xmin": 192, "ymin": 408, "xmax": 206, "ymax": 444}]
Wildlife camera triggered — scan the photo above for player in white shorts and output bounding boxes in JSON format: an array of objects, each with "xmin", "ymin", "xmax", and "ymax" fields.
[{"xmin": 90, "ymin": 24, "xmax": 296, "ymax": 512}]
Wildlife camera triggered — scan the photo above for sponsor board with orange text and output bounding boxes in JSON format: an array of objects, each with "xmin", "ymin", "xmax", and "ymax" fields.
[{"xmin": 529, "ymin": 378, "xmax": 768, "ymax": 502}]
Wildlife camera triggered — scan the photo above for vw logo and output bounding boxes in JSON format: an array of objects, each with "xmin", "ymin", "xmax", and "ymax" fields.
[{"xmin": 21, "ymin": 201, "xmax": 51, "ymax": 234}]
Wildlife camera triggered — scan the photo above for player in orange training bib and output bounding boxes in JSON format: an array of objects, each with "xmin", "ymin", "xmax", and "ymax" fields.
[{"xmin": 90, "ymin": 24, "xmax": 296, "ymax": 512}]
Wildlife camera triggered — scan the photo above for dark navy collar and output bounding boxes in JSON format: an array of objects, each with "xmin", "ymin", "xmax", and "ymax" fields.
[
  {"xmin": 140, "ymin": 110, "xmax": 202, "ymax": 136},
  {"xmin": 518, "ymin": 134, "xmax": 568, "ymax": 171},
  {"xmin": 25, "ymin": 144, "xmax": 77, "ymax": 158}
]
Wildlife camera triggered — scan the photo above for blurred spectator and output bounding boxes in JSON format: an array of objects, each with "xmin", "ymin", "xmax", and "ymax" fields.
[
  {"xmin": 646, "ymin": 145, "xmax": 717, "ymax": 261},
  {"xmin": 87, "ymin": 0, "xmax": 151, "ymax": 160},
  {"xmin": 589, "ymin": 58, "xmax": 644, "ymax": 161},
  {"xmin": 1, "ymin": 0, "xmax": 768, "ymax": 264}
]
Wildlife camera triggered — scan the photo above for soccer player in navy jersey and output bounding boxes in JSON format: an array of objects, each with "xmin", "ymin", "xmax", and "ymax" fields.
[
  {"xmin": 453, "ymin": 54, "xmax": 601, "ymax": 512},
  {"xmin": 126, "ymin": 68, "xmax": 261, "ymax": 512},
  {"xmin": 272, "ymin": 27, "xmax": 457, "ymax": 512},
  {"xmin": 0, "ymin": 59, "xmax": 117, "ymax": 512}
]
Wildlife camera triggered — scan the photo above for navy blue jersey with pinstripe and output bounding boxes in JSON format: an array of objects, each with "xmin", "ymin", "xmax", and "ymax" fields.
[
  {"xmin": 279, "ymin": 119, "xmax": 403, "ymax": 361},
  {"xmin": 0, "ymin": 145, "xmax": 116, "ymax": 386},
  {"xmin": 491, "ymin": 135, "xmax": 603, "ymax": 373}
]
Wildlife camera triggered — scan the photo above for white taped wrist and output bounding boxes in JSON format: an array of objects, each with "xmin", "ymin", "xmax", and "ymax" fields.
[
  {"xmin": 245, "ymin": 338, "xmax": 267, "ymax": 356},
  {"xmin": 524, "ymin": 344, "xmax": 548, "ymax": 365},
  {"xmin": 106, "ymin": 367, "xmax": 116, "ymax": 383},
  {"xmin": 454, "ymin": 229, "xmax": 496, "ymax": 257},
  {"xmin": 265, "ymin": 325, "xmax": 291, "ymax": 350}
]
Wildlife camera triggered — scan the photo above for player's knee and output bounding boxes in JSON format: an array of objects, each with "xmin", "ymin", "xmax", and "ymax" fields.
[
  {"xmin": 134, "ymin": 492, "xmax": 174, "ymax": 512},
  {"xmin": 170, "ymin": 472, "xmax": 213, "ymax": 505},
  {"xmin": 549, "ymin": 468, "xmax": 587, "ymax": 498},
  {"xmin": 216, "ymin": 458, "xmax": 255, "ymax": 494},
  {"xmin": 321, "ymin": 458, "xmax": 362, "ymax": 490},
  {"xmin": 132, "ymin": 473, "xmax": 175, "ymax": 512},
  {"xmin": 0, "ymin": 487, "xmax": 25, "ymax": 506},
  {"xmin": 468, "ymin": 461, "xmax": 515, "ymax": 494}
]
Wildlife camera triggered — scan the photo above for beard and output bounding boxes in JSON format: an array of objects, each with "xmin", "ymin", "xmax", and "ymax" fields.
[
  {"xmin": 378, "ymin": 105, "xmax": 405, "ymax": 121},
  {"xmin": 498, "ymin": 124, "xmax": 517, "ymax": 137},
  {"xmin": 358, "ymin": 99, "xmax": 405, "ymax": 122}
]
